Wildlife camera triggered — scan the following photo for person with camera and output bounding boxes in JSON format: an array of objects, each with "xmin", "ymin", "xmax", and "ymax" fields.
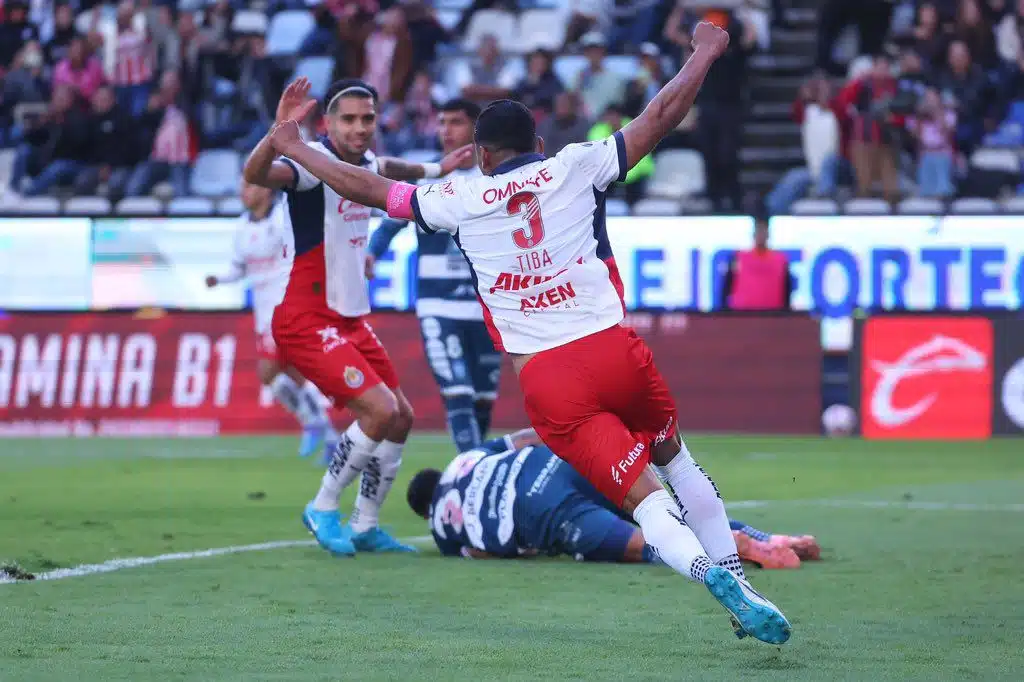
[
  {"xmin": 837, "ymin": 54, "xmax": 901, "ymax": 203},
  {"xmin": 907, "ymin": 88, "xmax": 958, "ymax": 198}
]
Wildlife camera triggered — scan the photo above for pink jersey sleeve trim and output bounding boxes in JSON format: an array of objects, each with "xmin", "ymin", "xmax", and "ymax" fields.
[{"xmin": 386, "ymin": 182, "xmax": 416, "ymax": 220}]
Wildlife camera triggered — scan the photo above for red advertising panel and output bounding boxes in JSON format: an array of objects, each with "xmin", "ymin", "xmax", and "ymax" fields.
[
  {"xmin": 859, "ymin": 317, "xmax": 993, "ymax": 439},
  {"xmin": 0, "ymin": 312, "xmax": 821, "ymax": 437}
]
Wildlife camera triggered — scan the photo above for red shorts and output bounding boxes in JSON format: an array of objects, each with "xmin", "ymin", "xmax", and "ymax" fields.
[
  {"xmin": 255, "ymin": 330, "xmax": 278, "ymax": 361},
  {"xmin": 518, "ymin": 324, "xmax": 677, "ymax": 506},
  {"xmin": 271, "ymin": 304, "xmax": 399, "ymax": 407}
]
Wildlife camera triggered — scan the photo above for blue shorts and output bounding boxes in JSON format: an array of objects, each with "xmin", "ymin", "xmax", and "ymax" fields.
[
  {"xmin": 419, "ymin": 316, "xmax": 501, "ymax": 401},
  {"xmin": 514, "ymin": 453, "xmax": 636, "ymax": 562}
]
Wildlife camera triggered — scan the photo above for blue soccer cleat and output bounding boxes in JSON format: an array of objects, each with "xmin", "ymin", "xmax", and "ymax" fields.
[
  {"xmin": 298, "ymin": 420, "xmax": 328, "ymax": 458},
  {"xmin": 302, "ymin": 503, "xmax": 356, "ymax": 557},
  {"xmin": 704, "ymin": 565, "xmax": 792, "ymax": 644},
  {"xmin": 320, "ymin": 429, "xmax": 339, "ymax": 468},
  {"xmin": 350, "ymin": 527, "xmax": 418, "ymax": 553}
]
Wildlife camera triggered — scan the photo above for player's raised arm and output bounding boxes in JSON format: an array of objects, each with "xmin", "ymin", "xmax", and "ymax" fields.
[
  {"xmin": 620, "ymin": 21, "xmax": 729, "ymax": 171},
  {"xmin": 243, "ymin": 78, "xmax": 318, "ymax": 189}
]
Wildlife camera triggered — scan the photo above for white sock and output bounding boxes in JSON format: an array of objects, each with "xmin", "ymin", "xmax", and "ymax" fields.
[
  {"xmin": 660, "ymin": 442, "xmax": 744, "ymax": 579},
  {"xmin": 350, "ymin": 440, "xmax": 403, "ymax": 533},
  {"xmin": 271, "ymin": 375, "xmax": 325, "ymax": 426},
  {"xmin": 311, "ymin": 422, "xmax": 379, "ymax": 511},
  {"xmin": 632, "ymin": 489, "xmax": 712, "ymax": 583}
]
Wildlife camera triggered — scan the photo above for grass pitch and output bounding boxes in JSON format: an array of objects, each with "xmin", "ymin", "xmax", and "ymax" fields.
[{"xmin": 1, "ymin": 434, "xmax": 1023, "ymax": 681}]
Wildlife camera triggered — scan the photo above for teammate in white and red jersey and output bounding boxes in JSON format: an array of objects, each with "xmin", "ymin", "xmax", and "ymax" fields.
[
  {"xmin": 242, "ymin": 78, "xmax": 473, "ymax": 557},
  {"xmin": 265, "ymin": 24, "xmax": 792, "ymax": 644},
  {"xmin": 205, "ymin": 181, "xmax": 338, "ymax": 460}
]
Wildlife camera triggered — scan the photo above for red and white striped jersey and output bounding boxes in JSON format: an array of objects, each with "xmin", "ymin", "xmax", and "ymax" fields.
[
  {"xmin": 112, "ymin": 28, "xmax": 153, "ymax": 86},
  {"xmin": 151, "ymin": 105, "xmax": 190, "ymax": 164},
  {"xmin": 410, "ymin": 133, "xmax": 629, "ymax": 354}
]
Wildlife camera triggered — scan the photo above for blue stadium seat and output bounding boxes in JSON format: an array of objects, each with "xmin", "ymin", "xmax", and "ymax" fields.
[
  {"xmin": 647, "ymin": 150, "xmax": 706, "ymax": 200},
  {"xmin": 64, "ymin": 196, "xmax": 113, "ymax": 216},
  {"xmin": 605, "ymin": 198, "xmax": 630, "ymax": 216},
  {"xmin": 266, "ymin": 10, "xmax": 315, "ymax": 57},
  {"xmin": 897, "ymin": 197, "xmax": 944, "ymax": 215},
  {"xmin": 553, "ymin": 55, "xmax": 587, "ymax": 88},
  {"xmin": 517, "ymin": 10, "xmax": 569, "ymax": 52},
  {"xmin": 632, "ymin": 198, "xmax": 680, "ymax": 216},
  {"xmin": 791, "ymin": 198, "xmax": 839, "ymax": 215},
  {"xmin": 191, "ymin": 150, "xmax": 242, "ymax": 197},
  {"xmin": 115, "ymin": 197, "xmax": 163, "ymax": 215},
  {"xmin": 217, "ymin": 196, "xmax": 245, "ymax": 216},
  {"xmin": 292, "ymin": 57, "xmax": 335, "ymax": 100},
  {"xmin": 950, "ymin": 197, "xmax": 998, "ymax": 214},
  {"xmin": 168, "ymin": 196, "xmax": 215, "ymax": 216}
]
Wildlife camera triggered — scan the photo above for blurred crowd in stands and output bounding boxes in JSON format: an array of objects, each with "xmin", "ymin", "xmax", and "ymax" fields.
[{"xmin": 0, "ymin": 0, "xmax": 1021, "ymax": 213}]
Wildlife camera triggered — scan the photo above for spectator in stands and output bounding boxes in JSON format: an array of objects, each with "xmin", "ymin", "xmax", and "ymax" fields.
[
  {"xmin": 45, "ymin": 2, "xmax": 78, "ymax": 66},
  {"xmin": 140, "ymin": 1, "xmax": 180, "ymax": 74},
  {"xmin": 588, "ymin": 104, "xmax": 653, "ymax": 205},
  {"xmin": 0, "ymin": 41, "xmax": 47, "ymax": 147},
  {"xmin": 123, "ymin": 71, "xmax": 191, "ymax": 197},
  {"xmin": 380, "ymin": 69, "xmax": 437, "ymax": 154},
  {"xmin": 766, "ymin": 73, "xmax": 849, "ymax": 215},
  {"xmin": 0, "ymin": 2, "xmax": 41, "ymax": 73},
  {"xmin": 937, "ymin": 39, "xmax": 990, "ymax": 153},
  {"xmin": 667, "ymin": 7, "xmax": 756, "ymax": 212},
  {"xmin": 907, "ymin": 88, "xmax": 958, "ymax": 197},
  {"xmin": 9, "ymin": 85, "xmax": 92, "ymax": 196},
  {"xmin": 74, "ymin": 86, "xmax": 136, "ymax": 198},
  {"xmin": 301, "ymin": 1, "xmax": 340, "ymax": 57},
  {"xmin": 608, "ymin": 0, "xmax": 660, "ymax": 53},
  {"xmin": 574, "ymin": 32, "xmax": 625, "ymax": 121},
  {"xmin": 910, "ymin": 2, "xmax": 948, "ymax": 67},
  {"xmin": 996, "ymin": 0, "xmax": 1024, "ymax": 63},
  {"xmin": 537, "ymin": 91, "xmax": 590, "ymax": 156},
  {"xmin": 720, "ymin": 214, "xmax": 794, "ymax": 312},
  {"xmin": 952, "ymin": 0, "xmax": 999, "ymax": 68},
  {"xmin": 53, "ymin": 37, "xmax": 106, "ymax": 105},
  {"xmin": 451, "ymin": 34, "xmax": 518, "ymax": 106},
  {"xmin": 622, "ymin": 42, "xmax": 666, "ymax": 117},
  {"xmin": 455, "ymin": 0, "xmax": 516, "ymax": 37},
  {"xmin": 111, "ymin": 0, "xmax": 155, "ymax": 117},
  {"xmin": 838, "ymin": 54, "xmax": 900, "ymax": 202},
  {"xmin": 346, "ymin": 7, "xmax": 414, "ymax": 103},
  {"xmin": 402, "ymin": 0, "xmax": 451, "ymax": 68},
  {"xmin": 816, "ymin": 0, "xmax": 892, "ymax": 76},
  {"xmin": 514, "ymin": 47, "xmax": 564, "ymax": 118}
]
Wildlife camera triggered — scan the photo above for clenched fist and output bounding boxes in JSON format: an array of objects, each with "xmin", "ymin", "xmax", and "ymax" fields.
[{"xmin": 692, "ymin": 20, "xmax": 730, "ymax": 59}]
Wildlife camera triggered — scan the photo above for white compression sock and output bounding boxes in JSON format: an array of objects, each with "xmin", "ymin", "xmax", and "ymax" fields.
[
  {"xmin": 350, "ymin": 440, "xmax": 403, "ymax": 533},
  {"xmin": 660, "ymin": 442, "xmax": 744, "ymax": 579},
  {"xmin": 311, "ymin": 422, "xmax": 380, "ymax": 511},
  {"xmin": 632, "ymin": 489, "xmax": 712, "ymax": 583},
  {"xmin": 271, "ymin": 375, "xmax": 325, "ymax": 426}
]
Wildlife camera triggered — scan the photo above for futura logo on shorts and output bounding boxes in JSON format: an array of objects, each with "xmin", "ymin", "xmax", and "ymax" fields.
[
  {"xmin": 318, "ymin": 326, "xmax": 345, "ymax": 354},
  {"xmin": 611, "ymin": 442, "xmax": 645, "ymax": 486}
]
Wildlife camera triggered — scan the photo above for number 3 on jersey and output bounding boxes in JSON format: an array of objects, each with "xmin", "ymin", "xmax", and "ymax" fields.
[{"xmin": 506, "ymin": 192, "xmax": 545, "ymax": 249}]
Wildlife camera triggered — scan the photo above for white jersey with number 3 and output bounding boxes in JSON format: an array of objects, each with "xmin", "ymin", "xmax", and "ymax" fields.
[{"xmin": 410, "ymin": 132, "xmax": 628, "ymax": 354}]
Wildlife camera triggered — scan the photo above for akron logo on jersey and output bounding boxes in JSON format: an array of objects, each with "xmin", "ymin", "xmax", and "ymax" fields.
[{"xmin": 344, "ymin": 366, "xmax": 365, "ymax": 389}]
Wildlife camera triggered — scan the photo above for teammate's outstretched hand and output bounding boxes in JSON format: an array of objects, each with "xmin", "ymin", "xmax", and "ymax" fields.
[
  {"xmin": 276, "ymin": 77, "xmax": 317, "ymax": 125},
  {"xmin": 439, "ymin": 144, "xmax": 476, "ymax": 175},
  {"xmin": 692, "ymin": 20, "xmax": 730, "ymax": 59},
  {"xmin": 269, "ymin": 120, "xmax": 303, "ymax": 154}
]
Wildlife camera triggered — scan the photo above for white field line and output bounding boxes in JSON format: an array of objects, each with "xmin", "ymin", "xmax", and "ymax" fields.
[{"xmin": 5, "ymin": 498, "xmax": 1024, "ymax": 586}]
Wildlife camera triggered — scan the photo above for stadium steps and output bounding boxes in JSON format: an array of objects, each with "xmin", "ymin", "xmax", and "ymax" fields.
[{"xmin": 739, "ymin": 0, "xmax": 820, "ymax": 202}]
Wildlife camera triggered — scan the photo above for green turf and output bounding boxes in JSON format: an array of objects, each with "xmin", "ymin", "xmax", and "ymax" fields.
[{"xmin": 2, "ymin": 435, "xmax": 1023, "ymax": 681}]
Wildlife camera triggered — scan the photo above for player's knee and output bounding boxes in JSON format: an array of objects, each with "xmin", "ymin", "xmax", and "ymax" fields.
[
  {"xmin": 257, "ymin": 359, "xmax": 280, "ymax": 385},
  {"xmin": 357, "ymin": 387, "xmax": 400, "ymax": 441},
  {"xmin": 392, "ymin": 393, "xmax": 415, "ymax": 438}
]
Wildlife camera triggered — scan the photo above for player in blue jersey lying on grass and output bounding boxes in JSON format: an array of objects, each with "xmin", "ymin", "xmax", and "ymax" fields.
[{"xmin": 406, "ymin": 428, "xmax": 820, "ymax": 569}]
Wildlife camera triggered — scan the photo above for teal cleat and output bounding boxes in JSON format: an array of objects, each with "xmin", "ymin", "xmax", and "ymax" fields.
[
  {"xmin": 298, "ymin": 421, "xmax": 328, "ymax": 458},
  {"xmin": 351, "ymin": 527, "xmax": 418, "ymax": 553},
  {"xmin": 302, "ymin": 503, "xmax": 356, "ymax": 557},
  {"xmin": 704, "ymin": 566, "xmax": 792, "ymax": 644}
]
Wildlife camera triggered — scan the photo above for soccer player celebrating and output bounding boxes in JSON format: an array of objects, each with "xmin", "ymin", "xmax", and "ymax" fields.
[
  {"xmin": 366, "ymin": 99, "xmax": 502, "ymax": 453},
  {"xmin": 406, "ymin": 427, "xmax": 820, "ymax": 570},
  {"xmin": 241, "ymin": 77, "xmax": 472, "ymax": 557},
  {"xmin": 265, "ymin": 23, "xmax": 792, "ymax": 643},
  {"xmin": 205, "ymin": 181, "xmax": 338, "ymax": 460}
]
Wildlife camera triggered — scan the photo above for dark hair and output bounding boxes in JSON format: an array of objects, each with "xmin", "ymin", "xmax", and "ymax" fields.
[
  {"xmin": 439, "ymin": 98, "xmax": 481, "ymax": 122},
  {"xmin": 406, "ymin": 468, "xmax": 442, "ymax": 518},
  {"xmin": 323, "ymin": 79, "xmax": 378, "ymax": 113},
  {"xmin": 475, "ymin": 99, "xmax": 536, "ymax": 153}
]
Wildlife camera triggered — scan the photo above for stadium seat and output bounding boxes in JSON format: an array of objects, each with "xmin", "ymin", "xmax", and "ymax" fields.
[
  {"xmin": 0, "ymin": 148, "xmax": 16, "ymax": 189},
  {"xmin": 970, "ymin": 148, "xmax": 1021, "ymax": 173},
  {"xmin": 604, "ymin": 56, "xmax": 640, "ymax": 80},
  {"xmin": 115, "ymin": 196, "xmax": 164, "ymax": 215},
  {"xmin": 897, "ymin": 197, "xmax": 944, "ymax": 215},
  {"xmin": 844, "ymin": 198, "xmax": 891, "ymax": 215},
  {"xmin": 646, "ymin": 150, "xmax": 706, "ymax": 200},
  {"xmin": 791, "ymin": 198, "xmax": 839, "ymax": 215},
  {"xmin": 64, "ymin": 196, "xmax": 113, "ymax": 215},
  {"xmin": 517, "ymin": 10, "xmax": 569, "ymax": 51},
  {"xmin": 463, "ymin": 10, "xmax": 519, "ymax": 52},
  {"xmin": 292, "ymin": 57, "xmax": 335, "ymax": 100},
  {"xmin": 950, "ymin": 197, "xmax": 999, "ymax": 214},
  {"xmin": 679, "ymin": 197, "xmax": 713, "ymax": 214},
  {"xmin": 168, "ymin": 196, "xmax": 215, "ymax": 216},
  {"xmin": 1001, "ymin": 195, "xmax": 1024, "ymax": 213},
  {"xmin": 191, "ymin": 150, "xmax": 242, "ymax": 197},
  {"xmin": 232, "ymin": 10, "xmax": 269, "ymax": 35},
  {"xmin": 632, "ymin": 198, "xmax": 681, "ymax": 216},
  {"xmin": 3, "ymin": 195, "xmax": 60, "ymax": 214},
  {"xmin": 605, "ymin": 198, "xmax": 630, "ymax": 216},
  {"xmin": 553, "ymin": 55, "xmax": 588, "ymax": 88},
  {"xmin": 217, "ymin": 196, "xmax": 245, "ymax": 216},
  {"xmin": 266, "ymin": 11, "xmax": 315, "ymax": 57}
]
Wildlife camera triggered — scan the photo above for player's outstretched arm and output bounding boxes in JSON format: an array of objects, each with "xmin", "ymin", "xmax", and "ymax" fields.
[
  {"xmin": 271, "ymin": 121, "xmax": 394, "ymax": 210},
  {"xmin": 377, "ymin": 145, "xmax": 475, "ymax": 181},
  {"xmin": 620, "ymin": 21, "xmax": 729, "ymax": 171}
]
